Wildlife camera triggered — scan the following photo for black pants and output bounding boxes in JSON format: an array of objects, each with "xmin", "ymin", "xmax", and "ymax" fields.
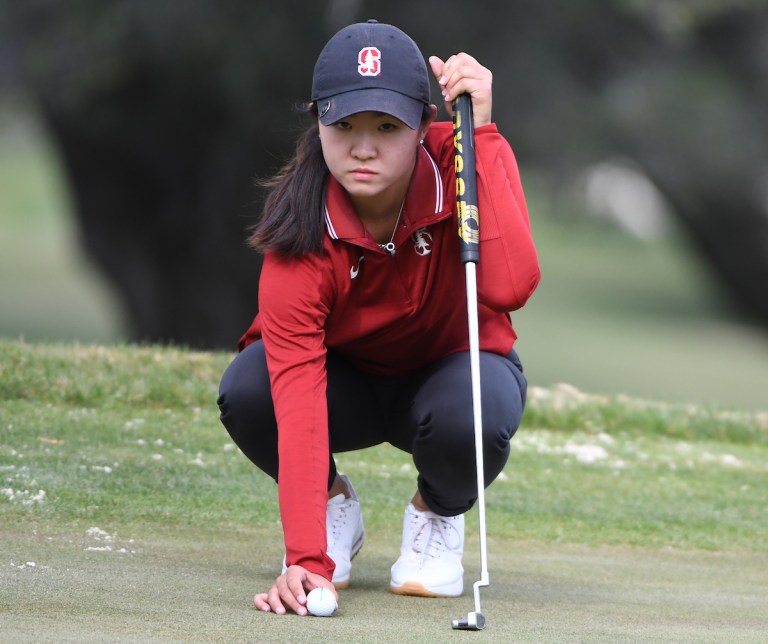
[{"xmin": 217, "ymin": 340, "xmax": 527, "ymax": 517}]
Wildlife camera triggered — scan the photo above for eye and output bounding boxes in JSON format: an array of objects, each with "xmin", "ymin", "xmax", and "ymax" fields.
[
  {"xmin": 335, "ymin": 121, "xmax": 352, "ymax": 130},
  {"xmin": 379, "ymin": 122, "xmax": 398, "ymax": 132}
]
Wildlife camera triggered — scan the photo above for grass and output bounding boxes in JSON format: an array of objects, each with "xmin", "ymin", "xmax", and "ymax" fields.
[
  {"xmin": 2, "ymin": 99, "xmax": 768, "ymax": 639},
  {"xmin": 2, "ymin": 340, "xmax": 767, "ymax": 641}
]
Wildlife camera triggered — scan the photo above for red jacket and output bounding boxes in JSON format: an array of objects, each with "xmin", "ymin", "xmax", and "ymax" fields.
[{"xmin": 239, "ymin": 122, "xmax": 540, "ymax": 580}]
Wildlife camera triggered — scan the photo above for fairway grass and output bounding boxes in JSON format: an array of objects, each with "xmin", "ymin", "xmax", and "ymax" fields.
[
  {"xmin": 2, "ymin": 340, "xmax": 767, "ymax": 642},
  {"xmin": 3, "ymin": 527, "xmax": 766, "ymax": 643}
]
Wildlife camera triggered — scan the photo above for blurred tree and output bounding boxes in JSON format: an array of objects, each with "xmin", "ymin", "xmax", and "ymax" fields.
[
  {"xmin": 405, "ymin": 0, "xmax": 768, "ymax": 327},
  {"xmin": 1, "ymin": 0, "xmax": 766, "ymax": 347},
  {"xmin": 590, "ymin": 2, "xmax": 768, "ymax": 329},
  {"xmin": 1, "ymin": 0, "xmax": 331, "ymax": 347}
]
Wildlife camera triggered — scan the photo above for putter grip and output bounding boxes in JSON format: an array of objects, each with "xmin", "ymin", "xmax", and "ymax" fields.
[{"xmin": 452, "ymin": 93, "xmax": 479, "ymax": 264}]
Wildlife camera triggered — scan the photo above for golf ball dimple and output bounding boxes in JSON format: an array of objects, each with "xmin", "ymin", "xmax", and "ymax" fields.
[{"xmin": 306, "ymin": 587, "xmax": 337, "ymax": 617}]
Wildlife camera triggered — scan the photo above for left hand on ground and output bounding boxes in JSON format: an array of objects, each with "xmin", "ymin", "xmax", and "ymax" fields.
[{"xmin": 253, "ymin": 565, "xmax": 338, "ymax": 616}]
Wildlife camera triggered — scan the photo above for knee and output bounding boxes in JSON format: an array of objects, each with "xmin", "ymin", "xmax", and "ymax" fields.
[
  {"xmin": 480, "ymin": 385, "xmax": 524, "ymax": 447},
  {"xmin": 481, "ymin": 352, "xmax": 527, "ymax": 442},
  {"xmin": 217, "ymin": 342, "xmax": 273, "ymax": 435},
  {"xmin": 426, "ymin": 403, "xmax": 514, "ymax": 457},
  {"xmin": 425, "ymin": 381, "xmax": 524, "ymax": 447},
  {"xmin": 217, "ymin": 377, "xmax": 262, "ymax": 423}
]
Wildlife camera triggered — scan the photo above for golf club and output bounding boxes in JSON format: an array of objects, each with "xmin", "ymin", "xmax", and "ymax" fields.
[{"xmin": 450, "ymin": 93, "xmax": 488, "ymax": 632}]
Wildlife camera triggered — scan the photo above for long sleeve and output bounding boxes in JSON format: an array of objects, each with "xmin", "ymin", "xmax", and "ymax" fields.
[
  {"xmin": 427, "ymin": 122, "xmax": 541, "ymax": 313},
  {"xmin": 474, "ymin": 126, "xmax": 540, "ymax": 311},
  {"xmin": 258, "ymin": 251, "xmax": 337, "ymax": 580}
]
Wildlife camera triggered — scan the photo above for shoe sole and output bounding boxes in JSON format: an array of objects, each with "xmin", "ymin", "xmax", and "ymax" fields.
[{"xmin": 389, "ymin": 580, "xmax": 463, "ymax": 598}]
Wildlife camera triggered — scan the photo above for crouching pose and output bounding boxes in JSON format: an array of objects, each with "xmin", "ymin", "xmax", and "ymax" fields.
[{"xmin": 218, "ymin": 19, "xmax": 540, "ymax": 616}]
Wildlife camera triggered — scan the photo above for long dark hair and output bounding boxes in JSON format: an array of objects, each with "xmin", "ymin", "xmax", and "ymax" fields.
[{"xmin": 249, "ymin": 103, "xmax": 328, "ymax": 256}]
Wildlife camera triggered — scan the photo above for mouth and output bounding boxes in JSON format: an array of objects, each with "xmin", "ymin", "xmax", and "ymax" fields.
[{"xmin": 349, "ymin": 168, "xmax": 377, "ymax": 181}]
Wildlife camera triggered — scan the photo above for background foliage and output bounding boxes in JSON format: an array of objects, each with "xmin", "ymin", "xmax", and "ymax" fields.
[{"xmin": 1, "ymin": 0, "xmax": 767, "ymax": 408}]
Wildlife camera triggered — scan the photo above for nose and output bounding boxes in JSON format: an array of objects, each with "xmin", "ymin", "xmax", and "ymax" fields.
[{"xmin": 351, "ymin": 132, "xmax": 376, "ymax": 160}]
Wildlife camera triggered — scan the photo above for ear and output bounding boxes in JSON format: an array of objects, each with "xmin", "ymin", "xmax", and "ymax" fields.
[{"xmin": 418, "ymin": 104, "xmax": 438, "ymax": 140}]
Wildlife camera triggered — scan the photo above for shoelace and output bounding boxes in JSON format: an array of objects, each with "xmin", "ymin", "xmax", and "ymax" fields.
[
  {"xmin": 410, "ymin": 513, "xmax": 460, "ymax": 561},
  {"xmin": 327, "ymin": 499, "xmax": 351, "ymax": 551}
]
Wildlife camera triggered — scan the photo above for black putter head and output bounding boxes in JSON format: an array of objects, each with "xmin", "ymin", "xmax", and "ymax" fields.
[{"xmin": 452, "ymin": 611, "xmax": 486, "ymax": 631}]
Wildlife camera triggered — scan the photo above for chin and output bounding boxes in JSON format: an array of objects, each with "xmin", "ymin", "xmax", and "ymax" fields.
[{"xmin": 344, "ymin": 184, "xmax": 384, "ymax": 199}]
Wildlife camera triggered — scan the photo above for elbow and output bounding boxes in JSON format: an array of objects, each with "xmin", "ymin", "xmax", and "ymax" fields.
[
  {"xmin": 517, "ymin": 265, "xmax": 542, "ymax": 309},
  {"xmin": 480, "ymin": 263, "xmax": 541, "ymax": 312}
]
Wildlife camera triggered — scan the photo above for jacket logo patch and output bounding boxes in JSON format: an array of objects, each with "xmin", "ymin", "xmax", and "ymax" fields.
[
  {"xmin": 358, "ymin": 47, "xmax": 381, "ymax": 76},
  {"xmin": 350, "ymin": 255, "xmax": 365, "ymax": 279},
  {"xmin": 412, "ymin": 228, "xmax": 433, "ymax": 256}
]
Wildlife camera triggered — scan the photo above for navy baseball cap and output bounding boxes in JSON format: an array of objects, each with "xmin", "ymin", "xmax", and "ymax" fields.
[{"xmin": 311, "ymin": 20, "xmax": 431, "ymax": 130}]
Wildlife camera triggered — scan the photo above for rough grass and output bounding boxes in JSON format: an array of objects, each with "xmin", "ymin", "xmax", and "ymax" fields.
[{"xmin": 2, "ymin": 339, "xmax": 767, "ymax": 641}]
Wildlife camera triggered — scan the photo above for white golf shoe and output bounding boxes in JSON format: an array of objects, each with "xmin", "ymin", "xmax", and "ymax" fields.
[
  {"xmin": 282, "ymin": 474, "xmax": 365, "ymax": 588},
  {"xmin": 389, "ymin": 503, "xmax": 464, "ymax": 597}
]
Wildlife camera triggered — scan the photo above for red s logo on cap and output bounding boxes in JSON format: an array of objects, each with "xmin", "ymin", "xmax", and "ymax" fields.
[{"xmin": 358, "ymin": 47, "xmax": 381, "ymax": 76}]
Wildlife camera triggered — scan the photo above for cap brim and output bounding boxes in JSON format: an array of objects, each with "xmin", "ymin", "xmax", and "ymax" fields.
[{"xmin": 317, "ymin": 88, "xmax": 425, "ymax": 130}]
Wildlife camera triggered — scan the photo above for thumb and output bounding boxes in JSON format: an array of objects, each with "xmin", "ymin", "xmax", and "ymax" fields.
[{"xmin": 428, "ymin": 55, "xmax": 444, "ymax": 81}]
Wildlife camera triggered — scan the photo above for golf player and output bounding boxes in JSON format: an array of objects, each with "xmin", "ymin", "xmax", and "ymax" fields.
[{"xmin": 218, "ymin": 20, "xmax": 540, "ymax": 616}]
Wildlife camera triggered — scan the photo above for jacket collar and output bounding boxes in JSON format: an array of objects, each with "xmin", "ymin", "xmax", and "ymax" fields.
[{"xmin": 324, "ymin": 145, "xmax": 449, "ymax": 244}]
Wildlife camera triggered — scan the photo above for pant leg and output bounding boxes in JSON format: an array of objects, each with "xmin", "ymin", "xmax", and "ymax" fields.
[
  {"xmin": 217, "ymin": 340, "xmax": 389, "ymax": 487},
  {"xmin": 387, "ymin": 350, "xmax": 527, "ymax": 517},
  {"xmin": 217, "ymin": 341, "xmax": 282, "ymax": 481}
]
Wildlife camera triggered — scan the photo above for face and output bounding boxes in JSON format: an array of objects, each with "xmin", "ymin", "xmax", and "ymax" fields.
[{"xmin": 319, "ymin": 111, "xmax": 431, "ymax": 214}]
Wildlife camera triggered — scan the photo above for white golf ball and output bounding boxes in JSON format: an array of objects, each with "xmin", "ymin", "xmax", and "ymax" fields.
[{"xmin": 306, "ymin": 587, "xmax": 337, "ymax": 617}]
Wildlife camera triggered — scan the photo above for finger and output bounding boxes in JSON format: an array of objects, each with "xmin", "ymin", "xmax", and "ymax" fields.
[
  {"xmin": 428, "ymin": 55, "xmax": 445, "ymax": 82},
  {"xmin": 432, "ymin": 54, "xmax": 469, "ymax": 101},
  {"xmin": 253, "ymin": 592, "xmax": 273, "ymax": 613},
  {"xmin": 286, "ymin": 576, "xmax": 308, "ymax": 616},
  {"xmin": 278, "ymin": 567, "xmax": 308, "ymax": 616},
  {"xmin": 304, "ymin": 573, "xmax": 340, "ymax": 603},
  {"xmin": 442, "ymin": 69, "xmax": 491, "ymax": 103},
  {"xmin": 438, "ymin": 53, "xmax": 480, "ymax": 85},
  {"xmin": 265, "ymin": 582, "xmax": 289, "ymax": 615},
  {"xmin": 438, "ymin": 54, "xmax": 489, "ymax": 100},
  {"xmin": 435, "ymin": 54, "xmax": 460, "ymax": 103},
  {"xmin": 444, "ymin": 78, "xmax": 488, "ymax": 104}
]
